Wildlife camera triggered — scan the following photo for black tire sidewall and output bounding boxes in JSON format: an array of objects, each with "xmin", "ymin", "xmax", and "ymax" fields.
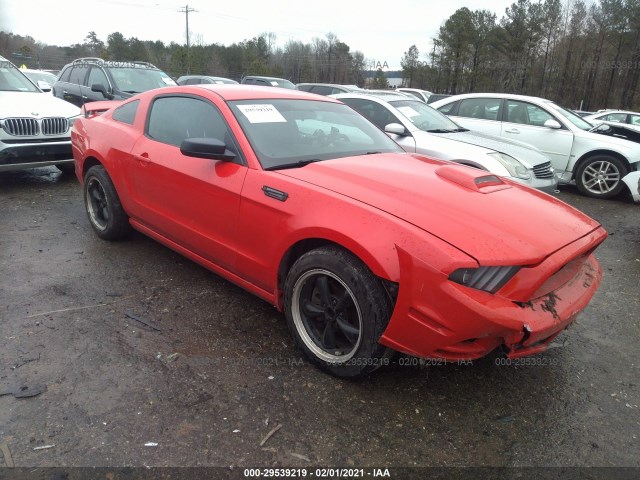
[
  {"xmin": 83, "ymin": 165, "xmax": 130, "ymax": 240},
  {"xmin": 576, "ymin": 155, "xmax": 628, "ymax": 198},
  {"xmin": 284, "ymin": 246, "xmax": 393, "ymax": 378}
]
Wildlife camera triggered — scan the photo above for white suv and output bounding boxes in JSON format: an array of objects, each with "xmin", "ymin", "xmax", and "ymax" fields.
[{"xmin": 0, "ymin": 55, "xmax": 80, "ymax": 173}]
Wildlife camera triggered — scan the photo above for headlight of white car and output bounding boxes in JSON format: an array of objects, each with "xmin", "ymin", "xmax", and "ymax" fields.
[
  {"xmin": 487, "ymin": 152, "xmax": 531, "ymax": 180},
  {"xmin": 68, "ymin": 114, "xmax": 81, "ymax": 129}
]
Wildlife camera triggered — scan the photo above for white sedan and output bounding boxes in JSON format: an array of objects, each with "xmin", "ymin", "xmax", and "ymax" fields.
[
  {"xmin": 431, "ymin": 93, "xmax": 640, "ymax": 199},
  {"xmin": 584, "ymin": 110, "xmax": 640, "ymax": 129}
]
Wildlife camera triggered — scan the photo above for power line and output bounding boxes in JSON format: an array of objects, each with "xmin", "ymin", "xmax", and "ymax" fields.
[{"xmin": 178, "ymin": 4, "xmax": 197, "ymax": 73}]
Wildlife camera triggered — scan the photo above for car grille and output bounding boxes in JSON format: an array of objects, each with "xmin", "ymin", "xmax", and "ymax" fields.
[
  {"xmin": 3, "ymin": 118, "xmax": 39, "ymax": 136},
  {"xmin": 2, "ymin": 117, "xmax": 69, "ymax": 137},
  {"xmin": 533, "ymin": 161, "xmax": 554, "ymax": 179},
  {"xmin": 42, "ymin": 117, "xmax": 69, "ymax": 136}
]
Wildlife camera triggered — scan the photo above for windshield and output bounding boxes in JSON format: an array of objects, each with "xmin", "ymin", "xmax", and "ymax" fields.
[
  {"xmin": 548, "ymin": 102, "xmax": 594, "ymax": 131},
  {"xmin": 229, "ymin": 99, "xmax": 403, "ymax": 170},
  {"xmin": 23, "ymin": 70, "xmax": 57, "ymax": 85},
  {"xmin": 0, "ymin": 62, "xmax": 40, "ymax": 92},
  {"xmin": 109, "ymin": 67, "xmax": 175, "ymax": 93},
  {"xmin": 388, "ymin": 99, "xmax": 462, "ymax": 132}
]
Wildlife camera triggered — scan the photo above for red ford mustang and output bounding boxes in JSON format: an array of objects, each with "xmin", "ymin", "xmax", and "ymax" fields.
[{"xmin": 71, "ymin": 85, "xmax": 607, "ymax": 377}]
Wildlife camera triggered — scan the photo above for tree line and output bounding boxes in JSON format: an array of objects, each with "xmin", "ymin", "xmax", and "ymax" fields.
[
  {"xmin": 402, "ymin": 0, "xmax": 640, "ymax": 110},
  {"xmin": 0, "ymin": 30, "xmax": 383, "ymax": 87}
]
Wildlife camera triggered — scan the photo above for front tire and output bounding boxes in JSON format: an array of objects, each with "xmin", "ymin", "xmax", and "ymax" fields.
[
  {"xmin": 83, "ymin": 165, "xmax": 131, "ymax": 240},
  {"xmin": 284, "ymin": 247, "xmax": 394, "ymax": 378},
  {"xmin": 575, "ymin": 155, "xmax": 628, "ymax": 199}
]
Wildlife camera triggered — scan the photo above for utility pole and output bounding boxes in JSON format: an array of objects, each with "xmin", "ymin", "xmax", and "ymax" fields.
[{"xmin": 178, "ymin": 4, "xmax": 197, "ymax": 73}]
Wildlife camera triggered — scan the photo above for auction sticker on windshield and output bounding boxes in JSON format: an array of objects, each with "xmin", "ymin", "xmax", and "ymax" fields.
[{"xmin": 237, "ymin": 104, "xmax": 287, "ymax": 123}]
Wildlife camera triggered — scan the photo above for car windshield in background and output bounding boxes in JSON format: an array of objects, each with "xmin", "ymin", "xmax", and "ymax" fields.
[
  {"xmin": 109, "ymin": 67, "xmax": 174, "ymax": 93},
  {"xmin": 548, "ymin": 103, "xmax": 594, "ymax": 131},
  {"xmin": 0, "ymin": 64, "xmax": 40, "ymax": 92},
  {"xmin": 388, "ymin": 99, "xmax": 462, "ymax": 132},
  {"xmin": 229, "ymin": 99, "xmax": 403, "ymax": 170},
  {"xmin": 24, "ymin": 70, "xmax": 57, "ymax": 85}
]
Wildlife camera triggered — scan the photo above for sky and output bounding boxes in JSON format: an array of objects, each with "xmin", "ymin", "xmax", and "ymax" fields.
[{"xmin": 0, "ymin": 0, "xmax": 516, "ymax": 70}]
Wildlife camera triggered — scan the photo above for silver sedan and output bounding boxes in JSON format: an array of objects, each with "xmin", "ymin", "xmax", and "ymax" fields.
[{"xmin": 334, "ymin": 92, "xmax": 557, "ymax": 192}]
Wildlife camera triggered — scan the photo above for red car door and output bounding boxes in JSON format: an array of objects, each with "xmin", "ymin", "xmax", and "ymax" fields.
[{"xmin": 125, "ymin": 94, "xmax": 247, "ymax": 272}]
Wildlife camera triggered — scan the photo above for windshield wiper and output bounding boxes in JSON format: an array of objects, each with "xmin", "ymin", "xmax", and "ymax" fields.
[
  {"xmin": 425, "ymin": 128, "xmax": 457, "ymax": 133},
  {"xmin": 453, "ymin": 127, "xmax": 469, "ymax": 132},
  {"xmin": 265, "ymin": 159, "xmax": 323, "ymax": 171}
]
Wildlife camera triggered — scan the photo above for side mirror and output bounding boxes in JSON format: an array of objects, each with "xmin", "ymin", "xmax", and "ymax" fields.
[
  {"xmin": 180, "ymin": 138, "xmax": 236, "ymax": 161},
  {"xmin": 91, "ymin": 83, "xmax": 112, "ymax": 99},
  {"xmin": 544, "ymin": 119, "xmax": 562, "ymax": 129},
  {"xmin": 385, "ymin": 123, "xmax": 408, "ymax": 136},
  {"xmin": 37, "ymin": 80, "xmax": 52, "ymax": 92}
]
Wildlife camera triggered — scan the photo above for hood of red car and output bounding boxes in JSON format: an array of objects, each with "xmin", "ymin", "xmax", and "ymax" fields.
[{"xmin": 277, "ymin": 153, "xmax": 601, "ymax": 265}]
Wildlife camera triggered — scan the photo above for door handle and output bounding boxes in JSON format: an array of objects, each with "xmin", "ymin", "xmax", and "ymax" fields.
[
  {"xmin": 63, "ymin": 90, "xmax": 68, "ymax": 95},
  {"xmin": 82, "ymin": 95, "xmax": 88, "ymax": 100},
  {"xmin": 504, "ymin": 128, "xmax": 520, "ymax": 134},
  {"xmin": 134, "ymin": 153, "xmax": 151, "ymax": 166}
]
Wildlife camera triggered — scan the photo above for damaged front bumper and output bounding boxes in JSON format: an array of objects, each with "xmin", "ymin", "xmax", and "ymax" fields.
[{"xmin": 379, "ymin": 227, "xmax": 607, "ymax": 360}]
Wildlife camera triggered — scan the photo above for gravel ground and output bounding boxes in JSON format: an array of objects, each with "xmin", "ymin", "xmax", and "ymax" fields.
[{"xmin": 0, "ymin": 167, "xmax": 638, "ymax": 475}]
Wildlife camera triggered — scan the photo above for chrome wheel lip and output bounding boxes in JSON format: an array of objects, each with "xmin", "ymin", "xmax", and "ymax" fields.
[
  {"xmin": 581, "ymin": 160, "xmax": 621, "ymax": 195},
  {"xmin": 85, "ymin": 177, "xmax": 109, "ymax": 231},
  {"xmin": 291, "ymin": 268, "xmax": 362, "ymax": 363}
]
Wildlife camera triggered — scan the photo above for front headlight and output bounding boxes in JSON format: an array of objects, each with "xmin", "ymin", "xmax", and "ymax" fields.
[
  {"xmin": 68, "ymin": 114, "xmax": 81, "ymax": 130},
  {"xmin": 487, "ymin": 152, "xmax": 531, "ymax": 180},
  {"xmin": 449, "ymin": 266, "xmax": 520, "ymax": 293}
]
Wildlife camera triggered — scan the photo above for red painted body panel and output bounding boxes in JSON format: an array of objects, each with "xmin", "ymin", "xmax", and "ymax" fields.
[{"xmin": 71, "ymin": 85, "xmax": 607, "ymax": 362}]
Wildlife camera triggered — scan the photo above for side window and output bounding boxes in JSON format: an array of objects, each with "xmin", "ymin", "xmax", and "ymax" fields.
[
  {"xmin": 87, "ymin": 66, "xmax": 109, "ymax": 89},
  {"xmin": 458, "ymin": 98, "xmax": 501, "ymax": 120},
  {"xmin": 437, "ymin": 101, "xmax": 457, "ymax": 115},
  {"xmin": 603, "ymin": 113, "xmax": 626, "ymax": 123},
  {"xmin": 297, "ymin": 84, "xmax": 313, "ymax": 92},
  {"xmin": 58, "ymin": 66, "xmax": 72, "ymax": 82},
  {"xmin": 147, "ymin": 96, "xmax": 231, "ymax": 149},
  {"xmin": 629, "ymin": 115, "xmax": 640, "ymax": 125},
  {"xmin": 404, "ymin": 91, "xmax": 422, "ymax": 100},
  {"xmin": 113, "ymin": 100, "xmax": 139, "ymax": 125},
  {"xmin": 255, "ymin": 79, "xmax": 269, "ymax": 86},
  {"xmin": 68, "ymin": 66, "xmax": 88, "ymax": 85},
  {"xmin": 185, "ymin": 78, "xmax": 201, "ymax": 85},
  {"xmin": 341, "ymin": 98, "xmax": 399, "ymax": 130},
  {"xmin": 311, "ymin": 85, "xmax": 332, "ymax": 95},
  {"xmin": 243, "ymin": 78, "xmax": 255, "ymax": 85},
  {"xmin": 506, "ymin": 100, "xmax": 553, "ymax": 126}
]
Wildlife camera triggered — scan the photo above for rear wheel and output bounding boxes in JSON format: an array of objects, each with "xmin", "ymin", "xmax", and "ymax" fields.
[
  {"xmin": 83, "ymin": 165, "xmax": 131, "ymax": 240},
  {"xmin": 575, "ymin": 155, "xmax": 628, "ymax": 199},
  {"xmin": 284, "ymin": 246, "xmax": 394, "ymax": 378}
]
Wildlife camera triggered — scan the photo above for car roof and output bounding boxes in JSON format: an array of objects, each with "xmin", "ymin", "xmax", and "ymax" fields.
[
  {"xmin": 434, "ymin": 92, "xmax": 554, "ymax": 104},
  {"xmin": 243, "ymin": 75, "xmax": 291, "ymax": 81},
  {"xmin": 590, "ymin": 109, "xmax": 638, "ymax": 115},
  {"xmin": 333, "ymin": 91, "xmax": 415, "ymax": 103},
  {"xmin": 181, "ymin": 84, "xmax": 342, "ymax": 102}
]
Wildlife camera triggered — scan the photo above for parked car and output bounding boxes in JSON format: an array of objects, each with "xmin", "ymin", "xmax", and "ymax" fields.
[
  {"xmin": 584, "ymin": 109, "xmax": 640, "ymax": 127},
  {"xmin": 297, "ymin": 83, "xmax": 362, "ymax": 95},
  {"xmin": 0, "ymin": 55, "xmax": 80, "ymax": 173},
  {"xmin": 176, "ymin": 75, "xmax": 238, "ymax": 85},
  {"xmin": 53, "ymin": 57, "xmax": 176, "ymax": 107},
  {"xmin": 431, "ymin": 93, "xmax": 640, "ymax": 199},
  {"xmin": 21, "ymin": 68, "xmax": 58, "ymax": 92},
  {"xmin": 333, "ymin": 92, "xmax": 557, "ymax": 191},
  {"xmin": 241, "ymin": 75, "xmax": 296, "ymax": 89},
  {"xmin": 71, "ymin": 85, "xmax": 606, "ymax": 377},
  {"xmin": 395, "ymin": 87, "xmax": 433, "ymax": 103}
]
